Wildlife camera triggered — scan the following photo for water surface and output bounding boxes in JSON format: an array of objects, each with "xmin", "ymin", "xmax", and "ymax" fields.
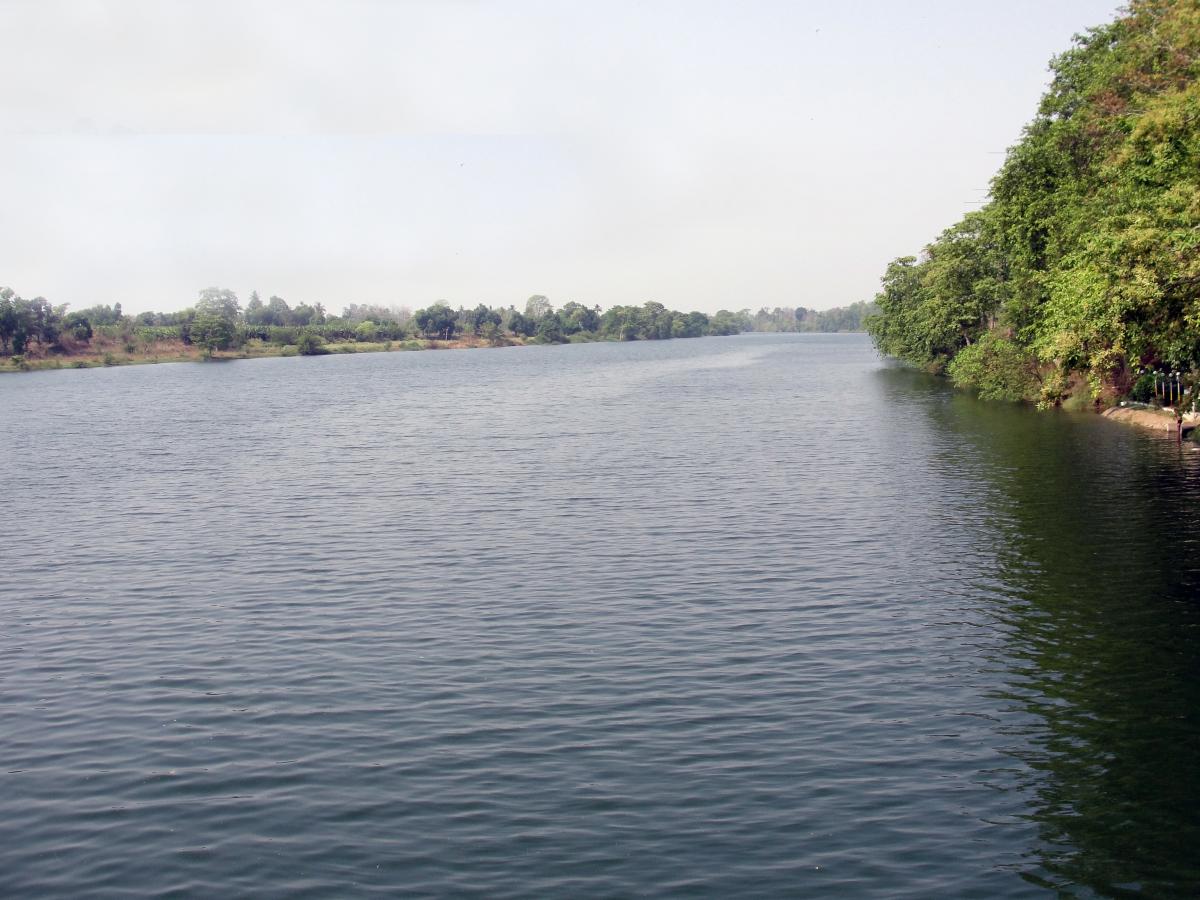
[{"xmin": 3, "ymin": 334, "xmax": 1199, "ymax": 897}]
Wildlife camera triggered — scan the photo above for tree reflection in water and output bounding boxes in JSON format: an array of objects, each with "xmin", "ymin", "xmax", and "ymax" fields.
[{"xmin": 878, "ymin": 365, "xmax": 1200, "ymax": 897}]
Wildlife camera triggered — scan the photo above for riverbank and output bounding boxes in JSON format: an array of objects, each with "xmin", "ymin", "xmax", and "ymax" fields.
[
  {"xmin": 0, "ymin": 333, "xmax": 530, "ymax": 373},
  {"xmin": 1103, "ymin": 405, "xmax": 1200, "ymax": 438}
]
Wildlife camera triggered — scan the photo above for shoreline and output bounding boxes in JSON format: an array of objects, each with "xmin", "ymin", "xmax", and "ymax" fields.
[
  {"xmin": 1102, "ymin": 405, "xmax": 1199, "ymax": 438},
  {"xmin": 0, "ymin": 334, "xmax": 536, "ymax": 373},
  {"xmin": 0, "ymin": 330, "xmax": 864, "ymax": 374}
]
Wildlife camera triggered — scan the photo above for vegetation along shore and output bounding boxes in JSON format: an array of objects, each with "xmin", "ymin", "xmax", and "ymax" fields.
[
  {"xmin": 0, "ymin": 288, "xmax": 874, "ymax": 373},
  {"xmin": 865, "ymin": 0, "xmax": 1200, "ymax": 421}
]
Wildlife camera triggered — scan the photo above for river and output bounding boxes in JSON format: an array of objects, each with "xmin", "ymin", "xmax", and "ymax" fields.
[{"xmin": 2, "ymin": 333, "xmax": 1198, "ymax": 897}]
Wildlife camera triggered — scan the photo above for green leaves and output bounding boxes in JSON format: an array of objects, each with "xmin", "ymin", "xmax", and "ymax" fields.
[
  {"xmin": 947, "ymin": 333, "xmax": 1040, "ymax": 402},
  {"xmin": 869, "ymin": 0, "xmax": 1200, "ymax": 402}
]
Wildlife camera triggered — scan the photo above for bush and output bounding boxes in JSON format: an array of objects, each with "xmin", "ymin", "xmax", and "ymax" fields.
[
  {"xmin": 947, "ymin": 334, "xmax": 1039, "ymax": 402},
  {"xmin": 65, "ymin": 313, "xmax": 93, "ymax": 341},
  {"xmin": 296, "ymin": 331, "xmax": 328, "ymax": 355},
  {"xmin": 1130, "ymin": 371, "xmax": 1156, "ymax": 403},
  {"xmin": 1038, "ymin": 368, "xmax": 1070, "ymax": 409},
  {"xmin": 269, "ymin": 326, "xmax": 299, "ymax": 346}
]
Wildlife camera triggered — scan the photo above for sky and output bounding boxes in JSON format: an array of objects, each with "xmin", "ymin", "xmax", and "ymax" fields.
[{"xmin": 1, "ymin": 0, "xmax": 1123, "ymax": 317}]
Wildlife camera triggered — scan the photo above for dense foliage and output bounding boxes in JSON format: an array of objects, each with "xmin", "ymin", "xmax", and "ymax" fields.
[
  {"xmin": 0, "ymin": 285, "xmax": 870, "ymax": 368},
  {"xmin": 867, "ymin": 0, "xmax": 1200, "ymax": 405}
]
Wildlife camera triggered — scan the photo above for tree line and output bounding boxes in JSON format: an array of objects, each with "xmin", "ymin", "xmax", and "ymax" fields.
[
  {"xmin": 865, "ymin": 0, "xmax": 1200, "ymax": 406},
  {"xmin": 1, "ymin": 286, "xmax": 870, "ymax": 362}
]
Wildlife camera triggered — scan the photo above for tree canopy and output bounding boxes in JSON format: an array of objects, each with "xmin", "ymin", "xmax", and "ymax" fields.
[
  {"xmin": 1, "ymin": 283, "xmax": 871, "ymax": 370},
  {"xmin": 866, "ymin": 0, "xmax": 1200, "ymax": 404}
]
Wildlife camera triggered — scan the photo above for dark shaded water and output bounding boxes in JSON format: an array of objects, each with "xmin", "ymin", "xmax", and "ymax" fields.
[{"xmin": 2, "ymin": 334, "xmax": 1199, "ymax": 897}]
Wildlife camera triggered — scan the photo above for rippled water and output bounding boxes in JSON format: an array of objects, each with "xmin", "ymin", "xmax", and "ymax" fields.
[{"xmin": 3, "ymin": 334, "xmax": 1199, "ymax": 897}]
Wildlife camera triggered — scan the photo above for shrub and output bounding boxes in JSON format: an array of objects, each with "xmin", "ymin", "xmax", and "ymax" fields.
[
  {"xmin": 65, "ymin": 313, "xmax": 93, "ymax": 341},
  {"xmin": 296, "ymin": 331, "xmax": 328, "ymax": 355},
  {"xmin": 947, "ymin": 333, "xmax": 1039, "ymax": 402},
  {"xmin": 1130, "ymin": 372, "xmax": 1156, "ymax": 403},
  {"xmin": 269, "ymin": 326, "xmax": 299, "ymax": 346},
  {"xmin": 1037, "ymin": 368, "xmax": 1071, "ymax": 409}
]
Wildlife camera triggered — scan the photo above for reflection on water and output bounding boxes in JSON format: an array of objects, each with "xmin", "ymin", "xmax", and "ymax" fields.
[
  {"xmin": 877, "ymin": 364, "xmax": 1200, "ymax": 896},
  {"xmin": 2, "ymin": 336, "xmax": 1198, "ymax": 897}
]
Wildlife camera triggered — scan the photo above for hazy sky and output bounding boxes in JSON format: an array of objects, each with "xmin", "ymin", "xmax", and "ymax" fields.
[{"xmin": 1, "ymin": 0, "xmax": 1121, "ymax": 316}]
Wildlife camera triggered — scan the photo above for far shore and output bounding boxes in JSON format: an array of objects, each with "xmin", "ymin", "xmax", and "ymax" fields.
[
  {"xmin": 0, "ymin": 333, "xmax": 544, "ymax": 373},
  {"xmin": 0, "ymin": 330, "xmax": 869, "ymax": 375}
]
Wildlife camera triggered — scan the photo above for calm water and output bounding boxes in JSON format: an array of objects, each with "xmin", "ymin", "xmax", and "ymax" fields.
[{"xmin": 3, "ymin": 333, "xmax": 1199, "ymax": 897}]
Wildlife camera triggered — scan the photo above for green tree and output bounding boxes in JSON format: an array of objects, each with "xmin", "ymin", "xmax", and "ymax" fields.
[
  {"xmin": 414, "ymin": 303, "xmax": 457, "ymax": 339},
  {"xmin": 868, "ymin": 1, "xmax": 1200, "ymax": 401},
  {"xmin": 64, "ymin": 312, "xmax": 93, "ymax": 341},
  {"xmin": 535, "ymin": 311, "xmax": 566, "ymax": 343},
  {"xmin": 297, "ymin": 331, "xmax": 328, "ymax": 355},
  {"xmin": 525, "ymin": 295, "xmax": 552, "ymax": 319},
  {"xmin": 508, "ymin": 310, "xmax": 534, "ymax": 337},
  {"xmin": 0, "ymin": 288, "xmax": 18, "ymax": 354},
  {"xmin": 191, "ymin": 312, "xmax": 236, "ymax": 353},
  {"xmin": 196, "ymin": 287, "xmax": 241, "ymax": 322}
]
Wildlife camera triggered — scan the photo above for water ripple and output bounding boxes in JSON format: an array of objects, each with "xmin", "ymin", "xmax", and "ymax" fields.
[{"xmin": 3, "ymin": 335, "xmax": 1200, "ymax": 897}]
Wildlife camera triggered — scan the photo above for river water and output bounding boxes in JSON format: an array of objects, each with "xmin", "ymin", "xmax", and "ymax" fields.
[{"xmin": 2, "ymin": 333, "xmax": 1199, "ymax": 897}]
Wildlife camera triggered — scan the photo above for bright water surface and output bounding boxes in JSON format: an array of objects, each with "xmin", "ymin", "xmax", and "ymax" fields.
[{"xmin": 3, "ymin": 333, "xmax": 1200, "ymax": 897}]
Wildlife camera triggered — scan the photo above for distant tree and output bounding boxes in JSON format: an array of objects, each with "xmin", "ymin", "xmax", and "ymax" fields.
[
  {"xmin": 0, "ymin": 294, "xmax": 13, "ymax": 347},
  {"xmin": 525, "ymin": 295, "xmax": 552, "ymax": 319},
  {"xmin": 291, "ymin": 302, "xmax": 324, "ymax": 326},
  {"xmin": 77, "ymin": 303, "xmax": 124, "ymax": 327},
  {"xmin": 64, "ymin": 312, "xmax": 93, "ymax": 341},
  {"xmin": 0, "ymin": 288, "xmax": 19, "ymax": 354},
  {"xmin": 414, "ymin": 303, "xmax": 457, "ymax": 339},
  {"xmin": 480, "ymin": 321, "xmax": 505, "ymax": 346},
  {"xmin": 507, "ymin": 310, "xmax": 534, "ymax": 337},
  {"xmin": 26, "ymin": 297, "xmax": 58, "ymax": 347},
  {"xmin": 192, "ymin": 287, "xmax": 241, "ymax": 353},
  {"xmin": 245, "ymin": 292, "xmax": 267, "ymax": 325},
  {"xmin": 469, "ymin": 304, "xmax": 501, "ymax": 335},
  {"xmin": 297, "ymin": 331, "xmax": 328, "ymax": 355},
  {"xmin": 196, "ymin": 287, "xmax": 241, "ymax": 322},
  {"xmin": 191, "ymin": 312, "xmax": 236, "ymax": 353},
  {"xmin": 709, "ymin": 309, "xmax": 752, "ymax": 336},
  {"xmin": 354, "ymin": 320, "xmax": 379, "ymax": 342},
  {"xmin": 536, "ymin": 311, "xmax": 566, "ymax": 343},
  {"xmin": 674, "ymin": 311, "xmax": 709, "ymax": 338},
  {"xmin": 560, "ymin": 301, "xmax": 599, "ymax": 334},
  {"xmin": 342, "ymin": 303, "xmax": 400, "ymax": 324}
]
